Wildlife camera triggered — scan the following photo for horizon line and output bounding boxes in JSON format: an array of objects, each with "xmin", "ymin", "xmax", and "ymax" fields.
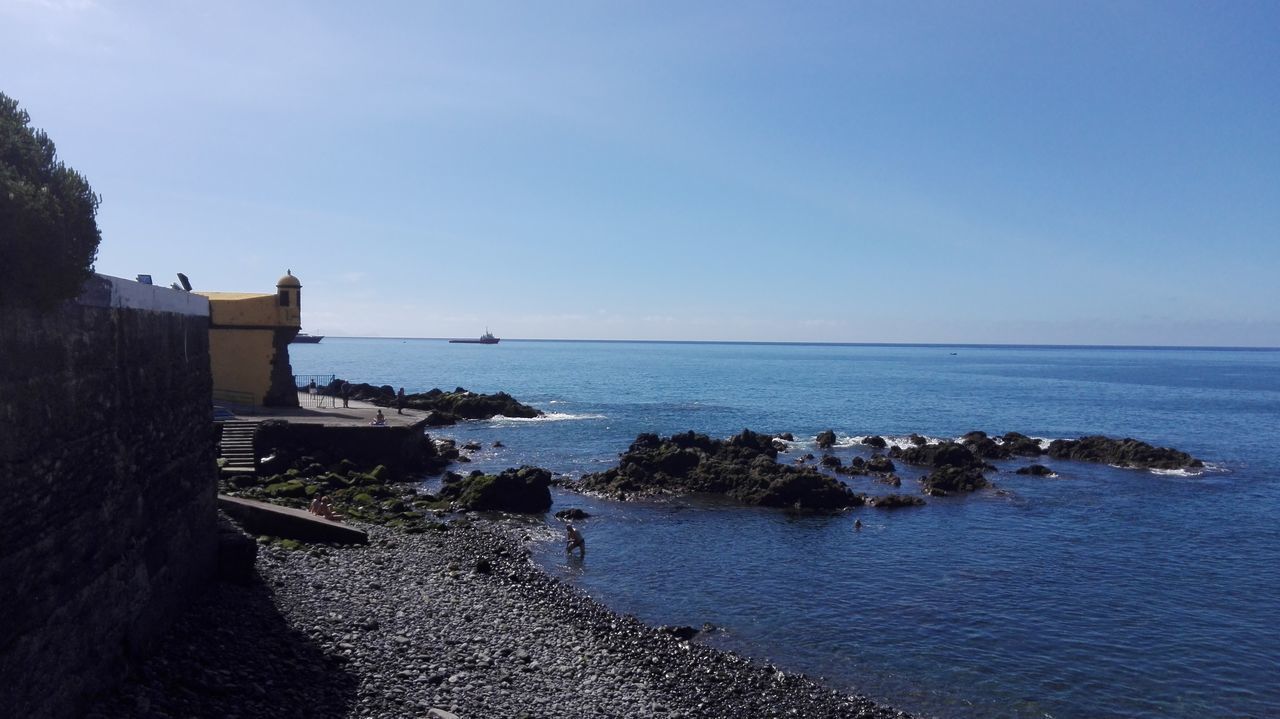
[{"xmin": 304, "ymin": 336, "xmax": 1280, "ymax": 352}]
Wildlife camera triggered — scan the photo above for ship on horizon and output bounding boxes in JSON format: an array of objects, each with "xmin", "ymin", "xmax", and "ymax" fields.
[
  {"xmin": 291, "ymin": 332, "xmax": 323, "ymax": 344},
  {"xmin": 449, "ymin": 329, "xmax": 500, "ymax": 345}
]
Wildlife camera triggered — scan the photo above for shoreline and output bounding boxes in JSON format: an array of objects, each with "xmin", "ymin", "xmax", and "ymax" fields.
[{"xmin": 88, "ymin": 519, "xmax": 912, "ymax": 719}]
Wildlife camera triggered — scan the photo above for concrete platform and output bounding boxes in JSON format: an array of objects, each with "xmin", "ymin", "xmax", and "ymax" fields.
[
  {"xmin": 217, "ymin": 495, "xmax": 368, "ymax": 545},
  {"xmin": 216, "ymin": 393, "xmax": 424, "ymax": 428}
]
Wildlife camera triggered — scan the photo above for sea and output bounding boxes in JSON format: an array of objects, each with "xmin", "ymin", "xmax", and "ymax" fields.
[{"xmin": 290, "ymin": 338, "xmax": 1280, "ymax": 719}]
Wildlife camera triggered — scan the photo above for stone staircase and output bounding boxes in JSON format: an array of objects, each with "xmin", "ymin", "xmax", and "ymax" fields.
[{"xmin": 218, "ymin": 420, "xmax": 258, "ymax": 476}]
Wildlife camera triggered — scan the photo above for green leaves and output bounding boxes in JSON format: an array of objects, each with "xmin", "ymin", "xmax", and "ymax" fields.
[{"xmin": 0, "ymin": 92, "xmax": 102, "ymax": 309}]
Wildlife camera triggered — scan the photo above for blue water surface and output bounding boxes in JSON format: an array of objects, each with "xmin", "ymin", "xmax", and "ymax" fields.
[{"xmin": 291, "ymin": 339, "xmax": 1280, "ymax": 719}]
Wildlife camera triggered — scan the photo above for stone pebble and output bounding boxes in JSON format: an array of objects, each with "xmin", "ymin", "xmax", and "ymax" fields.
[{"xmin": 87, "ymin": 521, "xmax": 911, "ymax": 719}]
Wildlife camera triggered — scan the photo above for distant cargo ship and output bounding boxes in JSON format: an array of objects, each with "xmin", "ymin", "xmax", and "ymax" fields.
[
  {"xmin": 449, "ymin": 329, "xmax": 500, "ymax": 345},
  {"xmin": 291, "ymin": 332, "xmax": 324, "ymax": 344}
]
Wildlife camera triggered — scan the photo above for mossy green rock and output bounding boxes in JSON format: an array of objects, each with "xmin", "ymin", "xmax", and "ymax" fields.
[
  {"xmin": 440, "ymin": 466, "xmax": 553, "ymax": 512},
  {"xmin": 264, "ymin": 479, "xmax": 307, "ymax": 498}
]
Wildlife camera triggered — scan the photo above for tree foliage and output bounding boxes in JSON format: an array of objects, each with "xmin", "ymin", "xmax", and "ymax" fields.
[{"xmin": 0, "ymin": 92, "xmax": 102, "ymax": 308}]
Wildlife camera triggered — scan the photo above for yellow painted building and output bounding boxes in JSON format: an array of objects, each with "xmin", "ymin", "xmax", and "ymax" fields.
[{"xmin": 195, "ymin": 272, "xmax": 303, "ymax": 407}]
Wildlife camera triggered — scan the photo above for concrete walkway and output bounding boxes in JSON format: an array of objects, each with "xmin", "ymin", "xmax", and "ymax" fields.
[
  {"xmin": 217, "ymin": 393, "xmax": 424, "ymax": 428},
  {"xmin": 218, "ymin": 495, "xmax": 368, "ymax": 544}
]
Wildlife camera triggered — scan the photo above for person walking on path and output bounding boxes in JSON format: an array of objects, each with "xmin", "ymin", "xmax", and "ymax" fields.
[{"xmin": 396, "ymin": 387, "xmax": 406, "ymax": 414}]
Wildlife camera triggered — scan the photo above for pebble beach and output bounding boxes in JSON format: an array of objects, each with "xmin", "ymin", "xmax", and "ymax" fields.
[{"xmin": 87, "ymin": 521, "xmax": 910, "ymax": 719}]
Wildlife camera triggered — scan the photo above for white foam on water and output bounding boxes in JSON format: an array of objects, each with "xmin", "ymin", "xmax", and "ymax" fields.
[
  {"xmin": 819, "ymin": 434, "xmax": 946, "ymax": 450},
  {"xmin": 488, "ymin": 412, "xmax": 607, "ymax": 424},
  {"xmin": 1148, "ymin": 467, "xmax": 1205, "ymax": 477}
]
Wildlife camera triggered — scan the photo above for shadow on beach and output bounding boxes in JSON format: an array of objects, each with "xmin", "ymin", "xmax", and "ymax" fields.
[{"xmin": 85, "ymin": 575, "xmax": 358, "ymax": 719}]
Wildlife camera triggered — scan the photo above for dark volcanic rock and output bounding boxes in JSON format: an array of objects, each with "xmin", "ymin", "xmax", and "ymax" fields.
[
  {"xmin": 865, "ymin": 456, "xmax": 895, "ymax": 474},
  {"xmin": 908, "ymin": 433, "xmax": 929, "ymax": 447},
  {"xmin": 439, "ymin": 466, "xmax": 553, "ymax": 513},
  {"xmin": 895, "ymin": 441, "xmax": 984, "ymax": 470},
  {"xmin": 554, "ymin": 508, "xmax": 591, "ymax": 520},
  {"xmin": 861, "ymin": 435, "xmax": 888, "ymax": 449},
  {"xmin": 815, "ymin": 430, "xmax": 837, "ymax": 449},
  {"xmin": 334, "ymin": 381, "xmax": 542, "ymax": 425},
  {"xmin": 921, "ymin": 466, "xmax": 989, "ymax": 495},
  {"xmin": 869, "ymin": 493, "xmax": 926, "ymax": 509},
  {"xmin": 1015, "ymin": 464, "xmax": 1055, "ymax": 476},
  {"xmin": 1000, "ymin": 432, "xmax": 1044, "ymax": 456},
  {"xmin": 820, "ymin": 455, "xmax": 842, "ymax": 468},
  {"xmin": 577, "ymin": 430, "xmax": 865, "ymax": 510},
  {"xmin": 1046, "ymin": 435, "xmax": 1202, "ymax": 470},
  {"xmin": 960, "ymin": 431, "xmax": 1010, "ymax": 460}
]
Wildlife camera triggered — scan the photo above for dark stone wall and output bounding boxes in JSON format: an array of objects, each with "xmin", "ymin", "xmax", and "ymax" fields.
[
  {"xmin": 264, "ymin": 327, "xmax": 300, "ymax": 407},
  {"xmin": 256, "ymin": 419, "xmax": 441, "ymax": 479},
  {"xmin": 0, "ymin": 300, "xmax": 218, "ymax": 719}
]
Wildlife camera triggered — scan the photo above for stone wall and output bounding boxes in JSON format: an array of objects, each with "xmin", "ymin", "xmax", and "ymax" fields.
[{"xmin": 0, "ymin": 276, "xmax": 218, "ymax": 719}]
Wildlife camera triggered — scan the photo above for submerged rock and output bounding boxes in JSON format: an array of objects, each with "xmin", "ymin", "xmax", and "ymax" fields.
[
  {"xmin": 554, "ymin": 507, "xmax": 591, "ymax": 520},
  {"xmin": 1046, "ymin": 435, "xmax": 1202, "ymax": 470},
  {"xmin": 577, "ymin": 430, "xmax": 865, "ymax": 510}
]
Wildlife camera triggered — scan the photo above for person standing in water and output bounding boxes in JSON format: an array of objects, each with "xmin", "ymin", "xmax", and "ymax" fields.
[{"xmin": 566, "ymin": 523, "xmax": 586, "ymax": 557}]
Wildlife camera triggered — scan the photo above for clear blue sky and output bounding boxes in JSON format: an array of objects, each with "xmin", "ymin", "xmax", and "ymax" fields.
[{"xmin": 3, "ymin": 1, "xmax": 1277, "ymax": 345}]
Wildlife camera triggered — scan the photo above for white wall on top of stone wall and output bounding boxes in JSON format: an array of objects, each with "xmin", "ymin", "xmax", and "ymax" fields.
[{"xmin": 83, "ymin": 274, "xmax": 210, "ymax": 317}]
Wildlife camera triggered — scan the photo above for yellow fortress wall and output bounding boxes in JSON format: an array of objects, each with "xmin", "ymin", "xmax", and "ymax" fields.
[{"xmin": 195, "ymin": 272, "xmax": 302, "ymax": 406}]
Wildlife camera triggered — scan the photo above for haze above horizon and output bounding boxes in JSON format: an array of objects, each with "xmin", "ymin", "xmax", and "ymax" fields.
[{"xmin": 3, "ymin": 1, "xmax": 1277, "ymax": 347}]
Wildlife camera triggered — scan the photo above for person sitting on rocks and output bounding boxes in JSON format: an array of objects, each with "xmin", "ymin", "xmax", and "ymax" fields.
[
  {"xmin": 309, "ymin": 495, "xmax": 342, "ymax": 521},
  {"xmin": 371, "ymin": 409, "xmax": 387, "ymax": 426},
  {"xmin": 565, "ymin": 523, "xmax": 586, "ymax": 557}
]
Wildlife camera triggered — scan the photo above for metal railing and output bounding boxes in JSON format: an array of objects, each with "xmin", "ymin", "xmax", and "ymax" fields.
[{"xmin": 294, "ymin": 373, "xmax": 337, "ymax": 408}]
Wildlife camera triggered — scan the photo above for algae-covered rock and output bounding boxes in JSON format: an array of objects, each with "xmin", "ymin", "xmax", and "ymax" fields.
[
  {"xmin": 264, "ymin": 479, "xmax": 307, "ymax": 498},
  {"xmin": 439, "ymin": 466, "xmax": 553, "ymax": 513}
]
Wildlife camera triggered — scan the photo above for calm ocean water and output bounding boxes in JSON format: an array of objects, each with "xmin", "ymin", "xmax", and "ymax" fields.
[{"xmin": 292, "ymin": 338, "xmax": 1280, "ymax": 719}]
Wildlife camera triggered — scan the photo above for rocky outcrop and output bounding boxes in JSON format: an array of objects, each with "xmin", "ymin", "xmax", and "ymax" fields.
[
  {"xmin": 921, "ymin": 466, "xmax": 989, "ymax": 495},
  {"xmin": 865, "ymin": 456, "xmax": 895, "ymax": 473},
  {"xmin": 861, "ymin": 435, "xmax": 887, "ymax": 449},
  {"xmin": 999, "ymin": 432, "xmax": 1044, "ymax": 456},
  {"xmin": 890, "ymin": 441, "xmax": 990, "ymax": 495},
  {"xmin": 1046, "ymin": 436, "xmax": 1202, "ymax": 470},
  {"xmin": 440, "ymin": 466, "xmax": 553, "ymax": 513},
  {"xmin": 891, "ymin": 441, "xmax": 984, "ymax": 471},
  {"xmin": 1015, "ymin": 464, "xmax": 1055, "ymax": 476},
  {"xmin": 333, "ymin": 382, "xmax": 542, "ymax": 425},
  {"xmin": 577, "ymin": 430, "xmax": 864, "ymax": 510},
  {"xmin": 815, "ymin": 430, "xmax": 837, "ymax": 449},
  {"xmin": 960, "ymin": 431, "xmax": 1009, "ymax": 460},
  {"xmin": 868, "ymin": 494, "xmax": 926, "ymax": 509}
]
